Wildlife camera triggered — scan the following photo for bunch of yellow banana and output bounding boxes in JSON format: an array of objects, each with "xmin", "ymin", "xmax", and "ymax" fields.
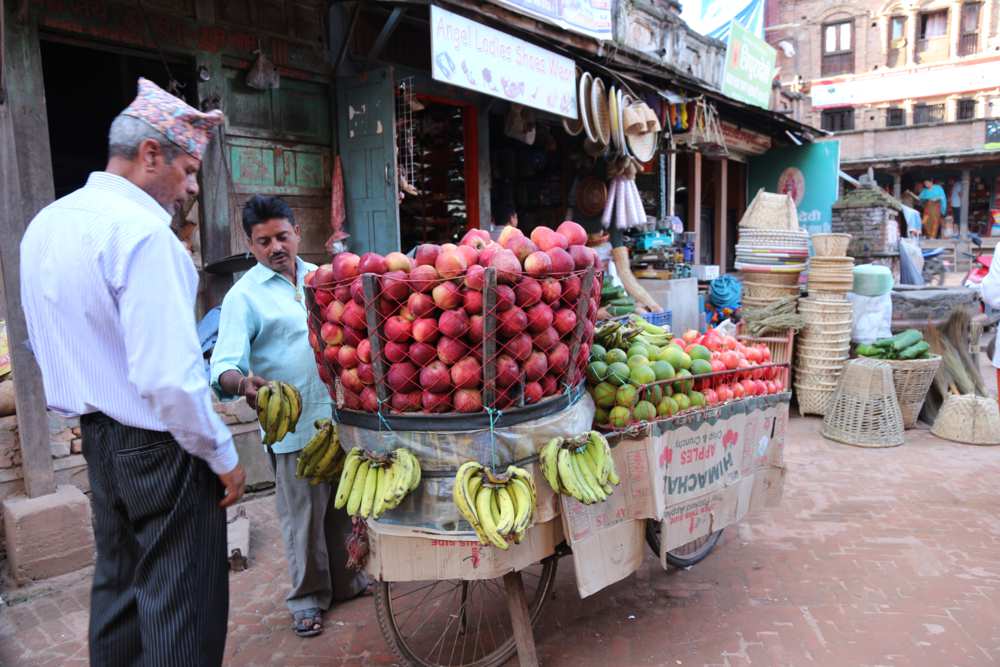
[
  {"xmin": 333, "ymin": 447, "xmax": 422, "ymax": 519},
  {"xmin": 539, "ymin": 431, "xmax": 620, "ymax": 504},
  {"xmin": 452, "ymin": 462, "xmax": 536, "ymax": 550},
  {"xmin": 294, "ymin": 420, "xmax": 344, "ymax": 484},
  {"xmin": 256, "ymin": 381, "xmax": 302, "ymax": 446}
]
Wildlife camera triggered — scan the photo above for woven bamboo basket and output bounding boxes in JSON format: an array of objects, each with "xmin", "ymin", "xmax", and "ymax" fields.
[
  {"xmin": 796, "ymin": 340, "xmax": 852, "ymax": 355},
  {"xmin": 739, "ymin": 190, "xmax": 801, "ymax": 231},
  {"xmin": 801, "ymin": 323, "xmax": 852, "ymax": 337},
  {"xmin": 796, "ymin": 353, "xmax": 850, "ymax": 369},
  {"xmin": 883, "ymin": 355, "xmax": 941, "ymax": 429},
  {"xmin": 821, "ymin": 358, "xmax": 904, "ymax": 448},
  {"xmin": 806, "ymin": 290, "xmax": 850, "ymax": 302},
  {"xmin": 742, "ymin": 296, "xmax": 773, "ymax": 309},
  {"xmin": 794, "ymin": 371, "xmax": 842, "ymax": 390},
  {"xmin": 811, "ymin": 233, "xmax": 852, "ymax": 257},
  {"xmin": 740, "ymin": 270, "xmax": 801, "ymax": 286},
  {"xmin": 798, "ymin": 298, "xmax": 853, "ymax": 311},
  {"xmin": 931, "ymin": 394, "xmax": 1000, "ymax": 445},
  {"xmin": 795, "ymin": 383, "xmax": 836, "ymax": 416},
  {"xmin": 798, "ymin": 333, "xmax": 853, "ymax": 346},
  {"xmin": 742, "ymin": 282, "xmax": 801, "ymax": 299}
]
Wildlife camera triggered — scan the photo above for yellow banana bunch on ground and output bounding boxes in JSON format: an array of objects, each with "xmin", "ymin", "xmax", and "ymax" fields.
[
  {"xmin": 452, "ymin": 462, "xmax": 536, "ymax": 550},
  {"xmin": 256, "ymin": 380, "xmax": 302, "ymax": 446},
  {"xmin": 294, "ymin": 420, "xmax": 344, "ymax": 484},
  {"xmin": 539, "ymin": 431, "xmax": 620, "ymax": 504},
  {"xmin": 333, "ymin": 447, "xmax": 422, "ymax": 519}
]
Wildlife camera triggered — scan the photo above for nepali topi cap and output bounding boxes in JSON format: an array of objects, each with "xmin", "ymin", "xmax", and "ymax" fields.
[{"xmin": 120, "ymin": 78, "xmax": 224, "ymax": 160}]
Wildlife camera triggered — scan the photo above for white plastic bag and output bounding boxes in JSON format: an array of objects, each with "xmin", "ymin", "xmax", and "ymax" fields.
[{"xmin": 847, "ymin": 292, "xmax": 892, "ymax": 344}]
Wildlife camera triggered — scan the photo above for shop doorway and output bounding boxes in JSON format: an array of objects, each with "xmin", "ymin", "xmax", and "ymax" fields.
[
  {"xmin": 398, "ymin": 96, "xmax": 478, "ymax": 251},
  {"xmin": 39, "ymin": 38, "xmax": 197, "ymax": 198}
]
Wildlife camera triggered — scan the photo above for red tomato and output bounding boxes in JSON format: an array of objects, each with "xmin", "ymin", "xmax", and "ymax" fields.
[
  {"xmin": 703, "ymin": 388, "xmax": 719, "ymax": 405},
  {"xmin": 721, "ymin": 351, "xmax": 741, "ymax": 370},
  {"xmin": 732, "ymin": 382, "xmax": 746, "ymax": 398},
  {"xmin": 711, "ymin": 359, "xmax": 727, "ymax": 373}
]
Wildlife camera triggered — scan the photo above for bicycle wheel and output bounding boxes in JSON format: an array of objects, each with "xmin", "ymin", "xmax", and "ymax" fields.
[
  {"xmin": 373, "ymin": 556, "xmax": 559, "ymax": 667},
  {"xmin": 644, "ymin": 519, "xmax": 723, "ymax": 568}
]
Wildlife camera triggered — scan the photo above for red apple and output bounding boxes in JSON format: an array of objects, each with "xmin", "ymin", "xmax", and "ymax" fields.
[
  {"xmin": 421, "ymin": 390, "xmax": 452, "ymax": 413},
  {"xmin": 338, "ymin": 345, "xmax": 359, "ymax": 369},
  {"xmin": 437, "ymin": 337, "xmax": 469, "ymax": 365},
  {"xmin": 454, "ymin": 389, "xmax": 483, "ymax": 413},
  {"xmin": 524, "ymin": 251, "xmax": 552, "ymax": 276},
  {"xmin": 524, "ymin": 351, "xmax": 548, "ymax": 381},
  {"xmin": 333, "ymin": 285, "xmax": 351, "ymax": 303},
  {"xmin": 516, "ymin": 277, "xmax": 543, "ymax": 307},
  {"xmin": 540, "ymin": 277, "xmax": 562, "ymax": 304},
  {"xmin": 491, "ymin": 249, "xmax": 522, "ymax": 284},
  {"xmin": 358, "ymin": 252, "xmax": 387, "ymax": 275},
  {"xmin": 341, "ymin": 389, "xmax": 361, "ymax": 410},
  {"xmin": 469, "ymin": 315, "xmax": 484, "ymax": 343},
  {"xmin": 463, "ymin": 289, "xmax": 483, "ymax": 315},
  {"xmin": 419, "ymin": 360, "xmax": 452, "ymax": 393},
  {"xmin": 391, "ymin": 391, "xmax": 422, "ymax": 413},
  {"xmin": 560, "ymin": 275, "xmax": 581, "ymax": 305},
  {"xmin": 313, "ymin": 264, "xmax": 335, "ymax": 287},
  {"xmin": 405, "ymin": 292, "xmax": 433, "ymax": 319},
  {"xmin": 408, "ymin": 341, "xmax": 437, "ymax": 367},
  {"xmin": 507, "ymin": 236, "xmax": 538, "ymax": 263},
  {"xmin": 322, "ymin": 345, "xmax": 340, "ymax": 366},
  {"xmin": 409, "ymin": 264, "xmax": 439, "ymax": 293},
  {"xmin": 556, "ymin": 220, "xmax": 588, "ymax": 246},
  {"xmin": 357, "ymin": 338, "xmax": 372, "ymax": 364},
  {"xmin": 495, "ymin": 285, "xmax": 515, "ymax": 312},
  {"xmin": 553, "ymin": 308, "xmax": 577, "ymax": 336},
  {"xmin": 458, "ymin": 244, "xmax": 479, "ymax": 267},
  {"xmin": 478, "ymin": 243, "xmax": 500, "ymax": 267},
  {"xmin": 385, "ymin": 251, "xmax": 413, "ymax": 272},
  {"xmin": 360, "ymin": 386, "xmax": 379, "ymax": 412},
  {"xmin": 439, "ymin": 309, "xmax": 470, "ymax": 338},
  {"xmin": 524, "ymin": 381, "xmax": 543, "ymax": 404},
  {"xmin": 356, "ymin": 362, "xmax": 374, "ymax": 385},
  {"xmin": 331, "ymin": 253, "xmax": 361, "ymax": 282},
  {"xmin": 340, "ymin": 367, "xmax": 364, "ymax": 394},
  {"xmin": 325, "ymin": 300, "xmax": 346, "ymax": 324},
  {"xmin": 464, "ymin": 264, "xmax": 486, "ymax": 290},
  {"xmin": 495, "ymin": 354, "xmax": 520, "ymax": 387},
  {"xmin": 531, "ymin": 227, "xmax": 569, "ymax": 251},
  {"xmin": 460, "ymin": 228, "xmax": 491, "ymax": 249},
  {"xmin": 383, "ymin": 341, "xmax": 409, "ymax": 364},
  {"xmin": 497, "ymin": 225, "xmax": 523, "ymax": 248},
  {"xmin": 342, "ymin": 326, "xmax": 364, "ymax": 348},
  {"xmin": 342, "ymin": 301, "xmax": 366, "ymax": 330},
  {"xmin": 414, "ymin": 244, "xmax": 441, "ymax": 267},
  {"xmin": 435, "ymin": 247, "xmax": 468, "ymax": 279},
  {"xmin": 378, "ymin": 297, "xmax": 398, "ymax": 319},
  {"xmin": 540, "ymin": 374, "xmax": 559, "ymax": 396},
  {"xmin": 385, "ymin": 316, "xmax": 412, "ymax": 343},
  {"xmin": 506, "ymin": 333, "xmax": 532, "ymax": 362},
  {"xmin": 498, "ymin": 307, "xmax": 528, "ymax": 338},
  {"xmin": 387, "ymin": 361, "xmax": 419, "ymax": 393},
  {"xmin": 546, "ymin": 247, "xmax": 574, "ymax": 275},
  {"xmin": 526, "ymin": 303, "xmax": 554, "ymax": 334},
  {"xmin": 533, "ymin": 326, "xmax": 559, "ymax": 351},
  {"xmin": 432, "ymin": 281, "xmax": 462, "ymax": 310},
  {"xmin": 412, "ymin": 318, "xmax": 440, "ymax": 344},
  {"xmin": 320, "ymin": 322, "xmax": 344, "ymax": 345},
  {"xmin": 314, "ymin": 289, "xmax": 333, "ymax": 309},
  {"xmin": 451, "ymin": 356, "xmax": 482, "ymax": 390},
  {"xmin": 547, "ymin": 342, "xmax": 570, "ymax": 374},
  {"xmin": 381, "ymin": 270, "xmax": 410, "ymax": 302}
]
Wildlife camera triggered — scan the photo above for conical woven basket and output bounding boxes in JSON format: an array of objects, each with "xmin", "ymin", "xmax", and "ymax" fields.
[
  {"xmin": 931, "ymin": 394, "xmax": 1000, "ymax": 445},
  {"xmin": 739, "ymin": 189, "xmax": 801, "ymax": 231},
  {"xmin": 811, "ymin": 233, "xmax": 852, "ymax": 257},
  {"xmin": 885, "ymin": 355, "xmax": 942, "ymax": 429},
  {"xmin": 821, "ymin": 358, "xmax": 904, "ymax": 448},
  {"xmin": 795, "ymin": 383, "xmax": 836, "ymax": 416}
]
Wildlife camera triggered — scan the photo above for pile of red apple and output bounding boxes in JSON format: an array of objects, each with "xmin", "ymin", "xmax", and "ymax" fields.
[
  {"xmin": 673, "ymin": 329, "xmax": 787, "ymax": 405},
  {"xmin": 305, "ymin": 221, "xmax": 601, "ymax": 415}
]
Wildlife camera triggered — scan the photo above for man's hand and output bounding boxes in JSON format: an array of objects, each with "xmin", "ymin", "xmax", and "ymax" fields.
[
  {"xmin": 242, "ymin": 376, "xmax": 270, "ymax": 409},
  {"xmin": 217, "ymin": 463, "xmax": 247, "ymax": 508}
]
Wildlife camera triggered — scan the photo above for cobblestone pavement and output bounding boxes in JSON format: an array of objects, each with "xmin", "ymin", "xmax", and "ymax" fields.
[{"xmin": 2, "ymin": 415, "xmax": 1000, "ymax": 666}]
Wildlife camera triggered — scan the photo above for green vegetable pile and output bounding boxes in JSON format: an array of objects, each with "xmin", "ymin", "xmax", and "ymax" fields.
[
  {"xmin": 856, "ymin": 329, "xmax": 931, "ymax": 360},
  {"xmin": 601, "ymin": 275, "xmax": 635, "ymax": 317}
]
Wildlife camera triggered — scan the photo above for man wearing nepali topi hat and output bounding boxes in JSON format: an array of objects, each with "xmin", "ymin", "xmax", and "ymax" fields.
[{"xmin": 20, "ymin": 78, "xmax": 245, "ymax": 667}]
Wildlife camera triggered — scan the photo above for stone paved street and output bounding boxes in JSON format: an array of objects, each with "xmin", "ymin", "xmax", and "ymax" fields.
[{"xmin": 2, "ymin": 414, "xmax": 1000, "ymax": 666}]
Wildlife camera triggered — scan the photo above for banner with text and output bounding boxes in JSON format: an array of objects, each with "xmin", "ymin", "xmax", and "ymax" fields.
[
  {"xmin": 749, "ymin": 141, "xmax": 841, "ymax": 234},
  {"xmin": 495, "ymin": 0, "xmax": 612, "ymax": 41},
  {"xmin": 431, "ymin": 5, "xmax": 578, "ymax": 118},
  {"xmin": 721, "ymin": 19, "xmax": 776, "ymax": 109}
]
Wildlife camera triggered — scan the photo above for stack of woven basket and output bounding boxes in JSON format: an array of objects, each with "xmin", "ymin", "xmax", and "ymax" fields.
[
  {"xmin": 807, "ymin": 233, "xmax": 854, "ymax": 299},
  {"xmin": 735, "ymin": 228, "xmax": 809, "ymax": 310},
  {"xmin": 794, "ymin": 297, "xmax": 854, "ymax": 416}
]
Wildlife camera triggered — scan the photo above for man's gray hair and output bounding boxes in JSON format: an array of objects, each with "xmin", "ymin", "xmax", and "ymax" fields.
[{"xmin": 108, "ymin": 114, "xmax": 185, "ymax": 163}]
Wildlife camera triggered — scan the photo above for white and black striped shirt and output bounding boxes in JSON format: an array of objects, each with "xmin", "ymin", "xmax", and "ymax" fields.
[{"xmin": 20, "ymin": 172, "xmax": 238, "ymax": 474}]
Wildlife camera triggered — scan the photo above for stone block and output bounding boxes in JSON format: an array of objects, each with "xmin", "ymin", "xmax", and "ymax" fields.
[
  {"xmin": 49, "ymin": 441, "xmax": 70, "ymax": 459},
  {"xmin": 232, "ymin": 426, "xmax": 274, "ymax": 491},
  {"xmin": 3, "ymin": 485, "xmax": 95, "ymax": 584},
  {"xmin": 70, "ymin": 438, "xmax": 82, "ymax": 455}
]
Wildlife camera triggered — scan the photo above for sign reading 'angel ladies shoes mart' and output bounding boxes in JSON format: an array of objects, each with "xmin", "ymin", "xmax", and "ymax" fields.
[{"xmin": 431, "ymin": 5, "xmax": 578, "ymax": 119}]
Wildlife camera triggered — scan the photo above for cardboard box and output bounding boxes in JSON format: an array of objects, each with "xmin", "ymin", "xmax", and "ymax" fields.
[
  {"xmin": 655, "ymin": 408, "xmax": 746, "ymax": 507},
  {"xmin": 365, "ymin": 518, "xmax": 563, "ymax": 582},
  {"xmin": 563, "ymin": 515, "xmax": 645, "ymax": 598}
]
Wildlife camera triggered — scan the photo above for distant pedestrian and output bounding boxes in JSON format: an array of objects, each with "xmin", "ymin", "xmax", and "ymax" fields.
[
  {"xmin": 948, "ymin": 178, "xmax": 963, "ymax": 225},
  {"xmin": 20, "ymin": 78, "xmax": 244, "ymax": 667}
]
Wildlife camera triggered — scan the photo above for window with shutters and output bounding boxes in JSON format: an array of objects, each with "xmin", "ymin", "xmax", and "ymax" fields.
[
  {"xmin": 822, "ymin": 20, "xmax": 854, "ymax": 76},
  {"xmin": 957, "ymin": 99, "xmax": 976, "ymax": 121},
  {"xmin": 914, "ymin": 103, "xmax": 945, "ymax": 124},
  {"xmin": 821, "ymin": 108, "xmax": 855, "ymax": 132},
  {"xmin": 959, "ymin": 3, "xmax": 981, "ymax": 56},
  {"xmin": 886, "ymin": 107, "xmax": 905, "ymax": 127},
  {"xmin": 917, "ymin": 10, "xmax": 949, "ymax": 61},
  {"xmin": 888, "ymin": 16, "xmax": 906, "ymax": 67}
]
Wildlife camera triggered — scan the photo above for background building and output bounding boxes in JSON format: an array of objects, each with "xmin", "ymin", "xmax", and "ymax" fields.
[{"xmin": 767, "ymin": 0, "xmax": 1000, "ymax": 244}]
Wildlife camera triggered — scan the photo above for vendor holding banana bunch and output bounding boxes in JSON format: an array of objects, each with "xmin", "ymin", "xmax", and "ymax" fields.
[{"xmin": 211, "ymin": 195, "xmax": 369, "ymax": 638}]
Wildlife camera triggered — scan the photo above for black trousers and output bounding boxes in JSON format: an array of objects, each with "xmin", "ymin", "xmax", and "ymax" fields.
[{"xmin": 81, "ymin": 413, "xmax": 229, "ymax": 667}]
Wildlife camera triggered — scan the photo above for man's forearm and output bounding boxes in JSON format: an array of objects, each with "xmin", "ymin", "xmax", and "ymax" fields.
[{"xmin": 219, "ymin": 369, "xmax": 246, "ymax": 397}]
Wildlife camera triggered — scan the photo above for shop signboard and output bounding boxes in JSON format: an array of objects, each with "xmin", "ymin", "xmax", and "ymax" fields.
[
  {"xmin": 683, "ymin": 0, "xmax": 765, "ymax": 40},
  {"xmin": 721, "ymin": 20, "xmax": 776, "ymax": 110},
  {"xmin": 812, "ymin": 56, "xmax": 1000, "ymax": 108},
  {"xmin": 494, "ymin": 0, "xmax": 613, "ymax": 41},
  {"xmin": 986, "ymin": 119, "xmax": 1000, "ymax": 151},
  {"xmin": 431, "ymin": 5, "xmax": 578, "ymax": 118},
  {"xmin": 749, "ymin": 141, "xmax": 841, "ymax": 234},
  {"xmin": 721, "ymin": 122, "xmax": 771, "ymax": 156}
]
